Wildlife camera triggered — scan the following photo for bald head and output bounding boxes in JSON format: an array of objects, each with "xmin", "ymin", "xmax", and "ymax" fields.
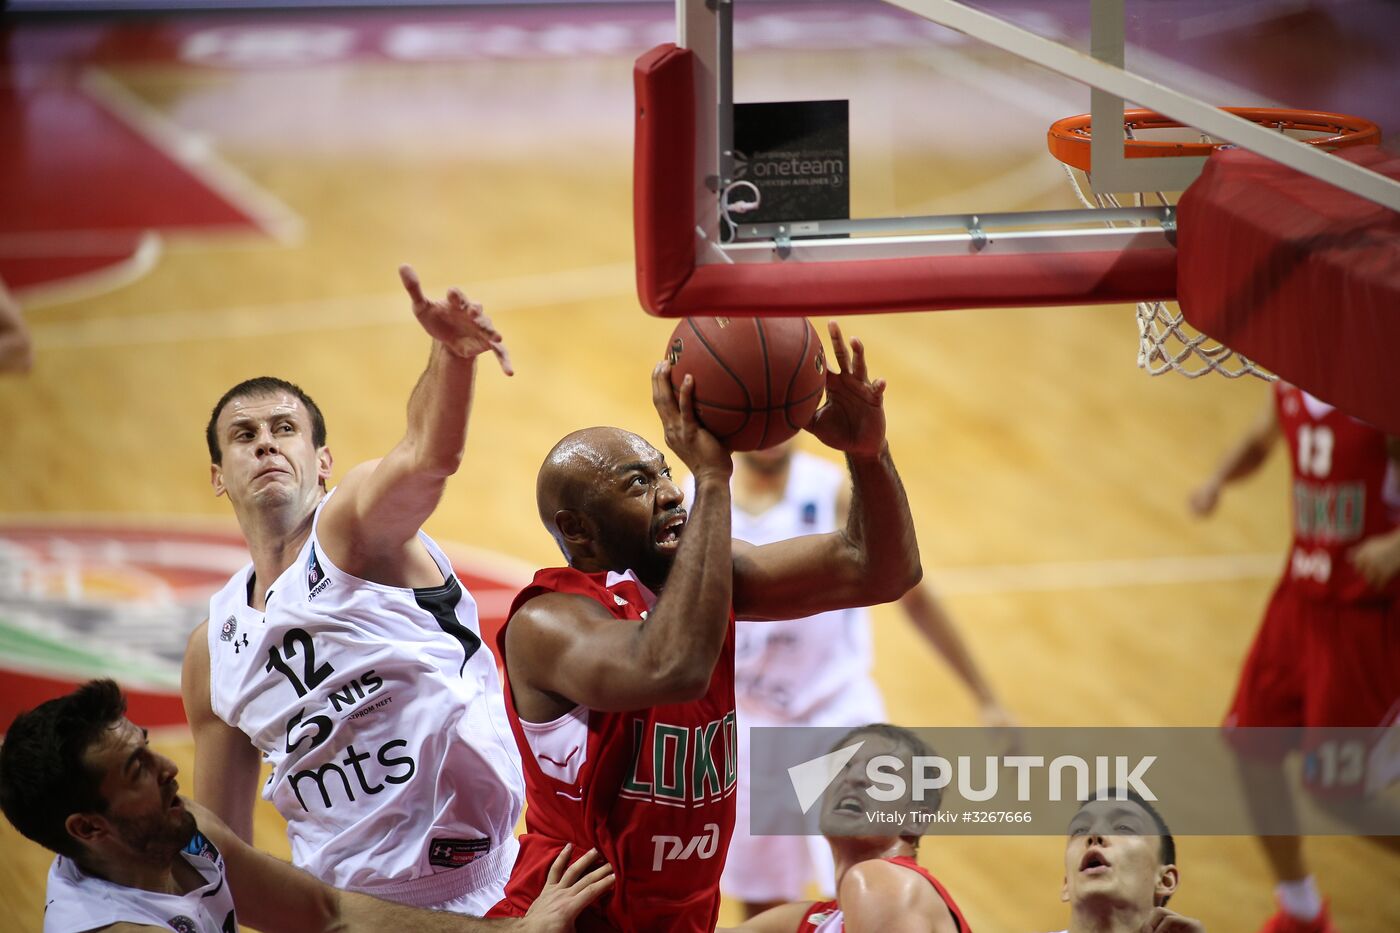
[{"xmin": 536, "ymin": 427, "xmax": 667, "ymax": 554}]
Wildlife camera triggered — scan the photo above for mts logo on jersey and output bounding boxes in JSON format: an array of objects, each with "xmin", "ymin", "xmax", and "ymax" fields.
[{"xmin": 621, "ymin": 713, "xmax": 738, "ymax": 805}]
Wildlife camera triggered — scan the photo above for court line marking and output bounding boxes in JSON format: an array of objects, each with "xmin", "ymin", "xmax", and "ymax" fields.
[
  {"xmin": 8, "ymin": 231, "xmax": 164, "ymax": 311},
  {"xmin": 79, "ymin": 68, "xmax": 305, "ymax": 245},
  {"xmin": 28, "ymin": 261, "xmax": 637, "ymax": 349},
  {"xmin": 926, "ymin": 552, "xmax": 1281, "ymax": 596}
]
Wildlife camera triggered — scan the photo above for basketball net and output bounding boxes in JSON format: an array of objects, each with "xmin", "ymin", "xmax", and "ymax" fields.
[{"xmin": 1061, "ymin": 164, "xmax": 1274, "ymax": 382}]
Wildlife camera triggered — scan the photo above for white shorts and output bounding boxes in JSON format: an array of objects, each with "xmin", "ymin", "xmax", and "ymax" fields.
[{"xmin": 721, "ymin": 677, "xmax": 886, "ymax": 903}]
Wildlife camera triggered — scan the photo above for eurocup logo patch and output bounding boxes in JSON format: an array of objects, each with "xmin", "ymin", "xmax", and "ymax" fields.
[
  {"xmin": 219, "ymin": 615, "xmax": 237, "ymax": 642},
  {"xmin": 668, "ymin": 338, "xmax": 683, "ymax": 366}
]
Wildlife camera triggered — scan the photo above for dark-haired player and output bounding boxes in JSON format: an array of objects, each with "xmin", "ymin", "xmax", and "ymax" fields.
[
  {"xmin": 1048, "ymin": 792, "xmax": 1203, "ymax": 933},
  {"xmin": 182, "ymin": 266, "xmax": 525, "ymax": 913},
  {"xmin": 1191, "ymin": 382, "xmax": 1400, "ymax": 932},
  {"xmin": 1, "ymin": 680, "xmax": 610, "ymax": 933},
  {"xmin": 720, "ymin": 723, "xmax": 971, "ymax": 933},
  {"xmin": 488, "ymin": 324, "xmax": 922, "ymax": 931}
]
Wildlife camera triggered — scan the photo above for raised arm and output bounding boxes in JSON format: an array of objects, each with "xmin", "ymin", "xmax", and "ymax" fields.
[
  {"xmin": 507, "ymin": 365, "xmax": 736, "ymax": 713},
  {"xmin": 732, "ymin": 323, "xmax": 921, "ymax": 621},
  {"xmin": 1188, "ymin": 395, "xmax": 1281, "ymax": 518},
  {"xmin": 180, "ymin": 622, "xmax": 262, "ymax": 842},
  {"xmin": 317, "ymin": 265, "xmax": 511, "ymax": 582},
  {"xmin": 185, "ymin": 800, "xmax": 612, "ymax": 933}
]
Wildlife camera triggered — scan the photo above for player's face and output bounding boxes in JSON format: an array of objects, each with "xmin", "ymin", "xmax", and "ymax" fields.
[
  {"xmin": 210, "ymin": 391, "xmax": 331, "ymax": 510},
  {"xmin": 737, "ymin": 437, "xmax": 797, "ymax": 474},
  {"xmin": 819, "ymin": 734, "xmax": 921, "ymax": 840},
  {"xmin": 1061, "ymin": 799, "xmax": 1176, "ymax": 909},
  {"xmin": 82, "ymin": 718, "xmax": 196, "ymax": 862},
  {"xmin": 587, "ymin": 433, "xmax": 686, "ymax": 586}
]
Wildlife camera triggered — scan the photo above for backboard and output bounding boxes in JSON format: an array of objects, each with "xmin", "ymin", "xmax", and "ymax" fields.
[{"xmin": 634, "ymin": 0, "xmax": 1400, "ymax": 431}]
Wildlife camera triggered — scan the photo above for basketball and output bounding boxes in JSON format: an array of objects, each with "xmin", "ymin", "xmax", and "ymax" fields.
[{"xmin": 665, "ymin": 316, "xmax": 827, "ymax": 451}]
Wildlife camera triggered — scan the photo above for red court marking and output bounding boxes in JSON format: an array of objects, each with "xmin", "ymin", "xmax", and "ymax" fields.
[
  {"xmin": 0, "ymin": 523, "xmax": 526, "ymax": 732},
  {"xmin": 0, "ymin": 75, "xmax": 264, "ymax": 293},
  {"xmin": 2, "ymin": 668, "xmax": 188, "ymax": 732}
]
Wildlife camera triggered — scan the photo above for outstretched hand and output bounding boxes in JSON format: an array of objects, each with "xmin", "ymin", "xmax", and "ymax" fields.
[
  {"xmin": 398, "ymin": 264, "xmax": 513, "ymax": 375},
  {"xmin": 805, "ymin": 321, "xmax": 886, "ymax": 457},
  {"xmin": 652, "ymin": 360, "xmax": 733, "ymax": 482},
  {"xmin": 521, "ymin": 844, "xmax": 616, "ymax": 933}
]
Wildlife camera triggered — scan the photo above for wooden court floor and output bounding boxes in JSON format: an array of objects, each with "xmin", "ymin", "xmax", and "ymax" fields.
[{"xmin": 2, "ymin": 17, "xmax": 1397, "ymax": 931}]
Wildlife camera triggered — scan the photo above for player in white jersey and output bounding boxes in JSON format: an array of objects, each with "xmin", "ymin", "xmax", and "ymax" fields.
[
  {"xmin": 182, "ymin": 266, "xmax": 524, "ymax": 913},
  {"xmin": 686, "ymin": 439, "xmax": 1016, "ymax": 917},
  {"xmin": 0, "ymin": 680, "xmax": 613, "ymax": 933}
]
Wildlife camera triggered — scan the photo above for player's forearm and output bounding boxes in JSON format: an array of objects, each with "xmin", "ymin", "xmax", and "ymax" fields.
[
  {"xmin": 400, "ymin": 341, "xmax": 479, "ymax": 478},
  {"xmin": 335, "ymin": 891, "xmax": 526, "ymax": 933},
  {"xmin": 637, "ymin": 473, "xmax": 734, "ymax": 696},
  {"xmin": 899, "ymin": 586, "xmax": 995, "ymax": 705},
  {"xmin": 843, "ymin": 443, "xmax": 921, "ymax": 602}
]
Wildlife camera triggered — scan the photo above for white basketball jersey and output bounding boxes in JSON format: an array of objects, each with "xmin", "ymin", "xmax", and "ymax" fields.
[
  {"xmin": 206, "ymin": 490, "xmax": 524, "ymax": 904},
  {"xmin": 44, "ymin": 845, "xmax": 235, "ymax": 933},
  {"xmin": 689, "ymin": 452, "xmax": 876, "ymax": 721}
]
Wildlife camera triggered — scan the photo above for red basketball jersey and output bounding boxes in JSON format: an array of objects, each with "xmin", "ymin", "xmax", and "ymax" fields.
[
  {"xmin": 490, "ymin": 567, "xmax": 737, "ymax": 932},
  {"xmin": 1275, "ymin": 383, "xmax": 1400, "ymax": 603},
  {"xmin": 797, "ymin": 856, "xmax": 971, "ymax": 932}
]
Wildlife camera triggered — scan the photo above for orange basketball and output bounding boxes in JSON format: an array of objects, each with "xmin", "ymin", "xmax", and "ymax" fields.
[{"xmin": 665, "ymin": 316, "xmax": 826, "ymax": 452}]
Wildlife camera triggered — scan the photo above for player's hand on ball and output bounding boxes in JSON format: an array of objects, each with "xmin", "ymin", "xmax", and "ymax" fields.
[
  {"xmin": 806, "ymin": 321, "xmax": 886, "ymax": 458},
  {"xmin": 521, "ymin": 844, "xmax": 615, "ymax": 933},
  {"xmin": 653, "ymin": 359, "xmax": 733, "ymax": 481},
  {"xmin": 398, "ymin": 264, "xmax": 513, "ymax": 375},
  {"xmin": 1139, "ymin": 907, "xmax": 1204, "ymax": 933}
]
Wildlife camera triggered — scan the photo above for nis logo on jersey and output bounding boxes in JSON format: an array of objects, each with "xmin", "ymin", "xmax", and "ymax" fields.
[{"xmin": 265, "ymin": 627, "xmax": 417, "ymax": 812}]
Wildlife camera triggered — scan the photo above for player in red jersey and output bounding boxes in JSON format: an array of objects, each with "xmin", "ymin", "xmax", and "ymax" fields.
[
  {"xmin": 718, "ymin": 724, "xmax": 969, "ymax": 933},
  {"xmin": 488, "ymin": 324, "xmax": 922, "ymax": 932},
  {"xmin": 1190, "ymin": 382, "xmax": 1400, "ymax": 933}
]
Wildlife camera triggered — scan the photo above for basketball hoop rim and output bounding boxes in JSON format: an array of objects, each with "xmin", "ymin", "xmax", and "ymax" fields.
[{"xmin": 1047, "ymin": 107, "xmax": 1381, "ymax": 173}]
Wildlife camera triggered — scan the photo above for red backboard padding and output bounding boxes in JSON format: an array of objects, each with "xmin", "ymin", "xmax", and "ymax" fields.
[
  {"xmin": 633, "ymin": 44, "xmax": 1177, "ymax": 318},
  {"xmin": 1178, "ymin": 146, "xmax": 1400, "ymax": 434}
]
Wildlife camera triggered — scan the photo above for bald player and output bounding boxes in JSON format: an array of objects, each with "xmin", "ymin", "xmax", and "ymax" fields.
[{"xmin": 486, "ymin": 323, "xmax": 922, "ymax": 931}]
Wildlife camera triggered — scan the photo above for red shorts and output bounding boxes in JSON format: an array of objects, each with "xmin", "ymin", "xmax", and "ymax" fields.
[{"xmin": 1225, "ymin": 582, "xmax": 1400, "ymax": 794}]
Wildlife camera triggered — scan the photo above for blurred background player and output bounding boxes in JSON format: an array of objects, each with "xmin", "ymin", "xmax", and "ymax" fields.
[
  {"xmin": 719, "ymin": 723, "xmax": 970, "ymax": 933},
  {"xmin": 489, "ymin": 325, "xmax": 921, "ymax": 931},
  {"xmin": 1190, "ymin": 381, "xmax": 1400, "ymax": 933},
  {"xmin": 1049, "ymin": 791, "xmax": 1203, "ymax": 933},
  {"xmin": 0, "ymin": 679, "xmax": 611, "ymax": 933},
  {"xmin": 182, "ymin": 266, "xmax": 524, "ymax": 914},
  {"xmin": 0, "ymin": 277, "xmax": 32, "ymax": 375},
  {"xmin": 686, "ymin": 437, "xmax": 1016, "ymax": 917}
]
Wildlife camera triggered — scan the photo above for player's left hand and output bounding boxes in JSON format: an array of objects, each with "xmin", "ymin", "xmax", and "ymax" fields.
[
  {"xmin": 520, "ymin": 844, "xmax": 615, "ymax": 933},
  {"xmin": 398, "ymin": 264, "xmax": 513, "ymax": 375},
  {"xmin": 1138, "ymin": 907, "xmax": 1205, "ymax": 933},
  {"xmin": 1348, "ymin": 529, "xmax": 1400, "ymax": 590},
  {"xmin": 805, "ymin": 321, "xmax": 886, "ymax": 458}
]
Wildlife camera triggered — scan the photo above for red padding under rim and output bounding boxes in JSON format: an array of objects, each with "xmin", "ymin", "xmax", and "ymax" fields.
[
  {"xmin": 633, "ymin": 44, "xmax": 1177, "ymax": 318},
  {"xmin": 1178, "ymin": 146, "xmax": 1400, "ymax": 435}
]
